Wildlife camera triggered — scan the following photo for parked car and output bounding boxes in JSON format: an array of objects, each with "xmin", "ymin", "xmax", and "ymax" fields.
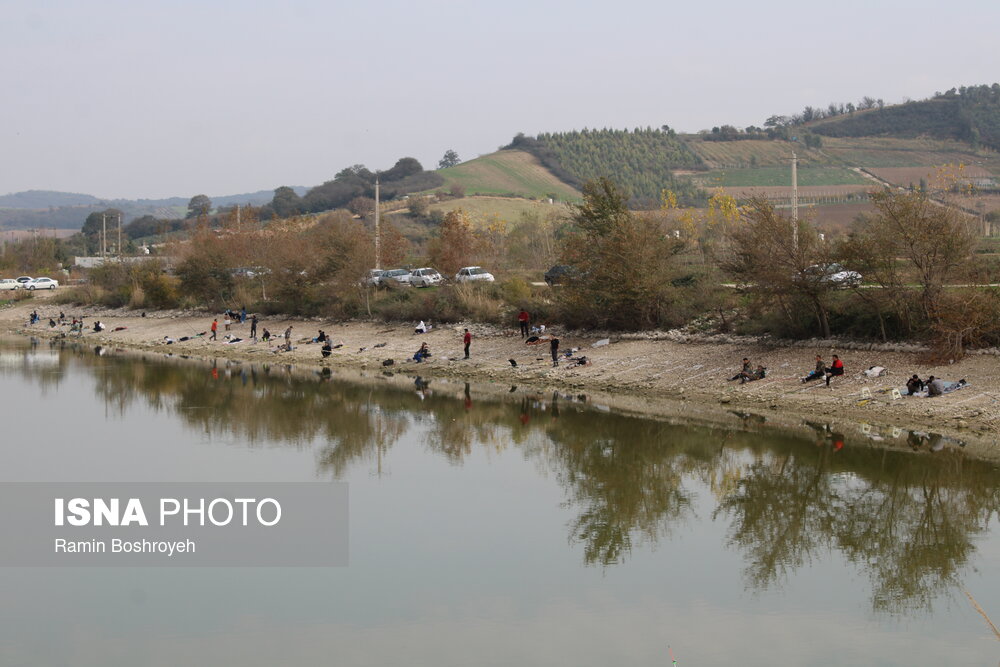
[
  {"xmin": 803, "ymin": 263, "xmax": 862, "ymax": 287},
  {"xmin": 455, "ymin": 266, "xmax": 494, "ymax": 283},
  {"xmin": 381, "ymin": 268, "xmax": 413, "ymax": 286},
  {"xmin": 544, "ymin": 265, "xmax": 577, "ymax": 286},
  {"xmin": 15, "ymin": 276, "xmax": 32, "ymax": 287},
  {"xmin": 410, "ymin": 268, "xmax": 443, "ymax": 288},
  {"xmin": 26, "ymin": 277, "xmax": 59, "ymax": 290},
  {"xmin": 0, "ymin": 279, "xmax": 20, "ymax": 291},
  {"xmin": 364, "ymin": 269, "xmax": 385, "ymax": 286},
  {"xmin": 231, "ymin": 266, "xmax": 269, "ymax": 279}
]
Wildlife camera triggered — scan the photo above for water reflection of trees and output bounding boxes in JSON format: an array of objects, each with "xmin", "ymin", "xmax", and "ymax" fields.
[{"xmin": 9, "ymin": 342, "xmax": 1000, "ymax": 614}]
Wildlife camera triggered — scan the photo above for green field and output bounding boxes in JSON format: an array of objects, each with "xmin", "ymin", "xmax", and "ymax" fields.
[
  {"xmin": 437, "ymin": 150, "xmax": 580, "ymax": 201},
  {"xmin": 696, "ymin": 166, "xmax": 868, "ymax": 187}
]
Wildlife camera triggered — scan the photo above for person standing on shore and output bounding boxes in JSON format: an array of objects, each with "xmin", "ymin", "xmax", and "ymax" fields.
[
  {"xmin": 463, "ymin": 329, "xmax": 472, "ymax": 359},
  {"xmin": 210, "ymin": 319, "xmax": 218, "ymax": 341},
  {"xmin": 284, "ymin": 326, "xmax": 293, "ymax": 351},
  {"xmin": 249, "ymin": 315, "xmax": 258, "ymax": 341},
  {"xmin": 240, "ymin": 306, "xmax": 247, "ymax": 324},
  {"xmin": 517, "ymin": 309, "xmax": 530, "ymax": 338},
  {"xmin": 550, "ymin": 336, "xmax": 560, "ymax": 367}
]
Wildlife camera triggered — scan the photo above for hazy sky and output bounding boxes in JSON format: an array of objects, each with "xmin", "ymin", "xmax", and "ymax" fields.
[{"xmin": 2, "ymin": 0, "xmax": 998, "ymax": 200}]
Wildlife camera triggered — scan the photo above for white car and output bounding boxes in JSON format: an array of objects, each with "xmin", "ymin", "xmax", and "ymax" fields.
[
  {"xmin": 381, "ymin": 268, "xmax": 413, "ymax": 286},
  {"xmin": 0, "ymin": 279, "xmax": 20, "ymax": 291},
  {"xmin": 455, "ymin": 266, "xmax": 494, "ymax": 283},
  {"xmin": 364, "ymin": 269, "xmax": 385, "ymax": 286},
  {"xmin": 804, "ymin": 263, "xmax": 861, "ymax": 287},
  {"xmin": 15, "ymin": 276, "xmax": 32, "ymax": 287},
  {"xmin": 26, "ymin": 277, "xmax": 59, "ymax": 290},
  {"xmin": 410, "ymin": 268, "xmax": 443, "ymax": 287}
]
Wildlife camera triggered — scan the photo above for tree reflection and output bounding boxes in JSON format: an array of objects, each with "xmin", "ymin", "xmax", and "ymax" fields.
[{"xmin": 5, "ymin": 341, "xmax": 1000, "ymax": 614}]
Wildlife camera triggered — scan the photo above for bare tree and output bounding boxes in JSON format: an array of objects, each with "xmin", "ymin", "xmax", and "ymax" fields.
[{"xmin": 719, "ymin": 196, "xmax": 837, "ymax": 337}]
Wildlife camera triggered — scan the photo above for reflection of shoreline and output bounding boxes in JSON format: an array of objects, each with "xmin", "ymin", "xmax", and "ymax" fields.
[
  {"xmin": 7, "ymin": 338, "xmax": 1000, "ymax": 615},
  {"xmin": 3, "ymin": 296, "xmax": 998, "ymax": 461},
  {"xmin": 4, "ymin": 331, "xmax": 995, "ymax": 464}
]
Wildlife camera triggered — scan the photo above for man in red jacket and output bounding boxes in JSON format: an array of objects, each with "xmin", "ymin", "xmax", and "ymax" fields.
[
  {"xmin": 210, "ymin": 318, "xmax": 218, "ymax": 341},
  {"xmin": 825, "ymin": 354, "xmax": 844, "ymax": 386},
  {"xmin": 463, "ymin": 329, "xmax": 472, "ymax": 359},
  {"xmin": 517, "ymin": 309, "xmax": 530, "ymax": 338}
]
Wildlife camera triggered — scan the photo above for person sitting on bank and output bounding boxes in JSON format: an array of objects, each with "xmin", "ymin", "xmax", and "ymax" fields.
[
  {"xmin": 321, "ymin": 340, "xmax": 333, "ymax": 358},
  {"xmin": 906, "ymin": 374, "xmax": 925, "ymax": 396},
  {"xmin": 825, "ymin": 354, "xmax": 844, "ymax": 386},
  {"xmin": 413, "ymin": 342, "xmax": 431, "ymax": 362},
  {"xmin": 730, "ymin": 358, "xmax": 752, "ymax": 382},
  {"xmin": 801, "ymin": 355, "xmax": 825, "ymax": 383},
  {"xmin": 315, "ymin": 330, "xmax": 327, "ymax": 343},
  {"xmin": 414, "ymin": 320, "xmax": 432, "ymax": 334}
]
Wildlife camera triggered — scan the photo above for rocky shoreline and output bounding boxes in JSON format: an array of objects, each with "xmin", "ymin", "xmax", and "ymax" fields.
[{"xmin": 4, "ymin": 296, "xmax": 999, "ymax": 463}]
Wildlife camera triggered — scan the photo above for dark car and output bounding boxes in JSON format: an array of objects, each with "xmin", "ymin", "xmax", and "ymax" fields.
[{"xmin": 544, "ymin": 265, "xmax": 576, "ymax": 286}]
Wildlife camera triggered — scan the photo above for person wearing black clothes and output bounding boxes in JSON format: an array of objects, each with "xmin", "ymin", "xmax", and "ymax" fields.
[
  {"xmin": 730, "ymin": 358, "xmax": 752, "ymax": 381},
  {"xmin": 550, "ymin": 336, "xmax": 560, "ymax": 367},
  {"xmin": 321, "ymin": 341, "xmax": 333, "ymax": 358},
  {"xmin": 906, "ymin": 374, "xmax": 925, "ymax": 395},
  {"xmin": 250, "ymin": 315, "xmax": 258, "ymax": 341}
]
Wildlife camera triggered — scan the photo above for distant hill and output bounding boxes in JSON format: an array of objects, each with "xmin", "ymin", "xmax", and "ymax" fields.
[
  {"xmin": 0, "ymin": 190, "xmax": 102, "ymax": 209},
  {"xmin": 437, "ymin": 150, "xmax": 579, "ymax": 201},
  {"xmin": 0, "ymin": 187, "xmax": 307, "ymax": 231}
]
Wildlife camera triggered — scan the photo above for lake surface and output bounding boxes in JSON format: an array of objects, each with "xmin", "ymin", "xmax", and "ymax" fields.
[{"xmin": 1, "ymin": 338, "xmax": 998, "ymax": 666}]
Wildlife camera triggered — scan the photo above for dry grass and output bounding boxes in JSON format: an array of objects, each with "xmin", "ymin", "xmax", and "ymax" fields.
[
  {"xmin": 427, "ymin": 196, "xmax": 571, "ymax": 225},
  {"xmin": 868, "ymin": 166, "xmax": 995, "ymax": 187},
  {"xmin": 437, "ymin": 150, "xmax": 579, "ymax": 201}
]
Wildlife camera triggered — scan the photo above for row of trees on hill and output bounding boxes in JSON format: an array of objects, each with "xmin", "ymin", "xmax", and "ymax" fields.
[
  {"xmin": 508, "ymin": 128, "xmax": 705, "ymax": 208},
  {"xmin": 768, "ymin": 83, "xmax": 1000, "ymax": 151},
  {"xmin": 261, "ymin": 157, "xmax": 444, "ymax": 219}
]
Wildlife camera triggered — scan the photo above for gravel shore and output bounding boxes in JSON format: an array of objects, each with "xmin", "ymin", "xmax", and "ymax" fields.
[{"xmin": 5, "ymin": 295, "xmax": 1000, "ymax": 462}]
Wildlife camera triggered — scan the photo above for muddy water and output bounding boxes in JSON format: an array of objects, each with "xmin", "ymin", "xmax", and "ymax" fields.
[{"xmin": 1, "ymin": 339, "xmax": 998, "ymax": 666}]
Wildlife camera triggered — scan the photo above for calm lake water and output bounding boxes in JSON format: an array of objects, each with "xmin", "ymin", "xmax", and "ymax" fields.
[{"xmin": 1, "ymin": 338, "xmax": 998, "ymax": 666}]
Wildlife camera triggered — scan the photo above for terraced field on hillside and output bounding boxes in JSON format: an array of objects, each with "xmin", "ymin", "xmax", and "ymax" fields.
[
  {"xmin": 822, "ymin": 136, "xmax": 997, "ymax": 169},
  {"xmin": 684, "ymin": 138, "xmax": 828, "ymax": 168},
  {"xmin": 437, "ymin": 150, "xmax": 579, "ymax": 201},
  {"xmin": 694, "ymin": 166, "xmax": 868, "ymax": 188}
]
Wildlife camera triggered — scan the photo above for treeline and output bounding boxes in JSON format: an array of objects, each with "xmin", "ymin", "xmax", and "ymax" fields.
[
  {"xmin": 508, "ymin": 128, "xmax": 705, "ymax": 207},
  {"xmin": 769, "ymin": 83, "xmax": 1000, "ymax": 151},
  {"xmin": 263, "ymin": 157, "xmax": 443, "ymax": 218}
]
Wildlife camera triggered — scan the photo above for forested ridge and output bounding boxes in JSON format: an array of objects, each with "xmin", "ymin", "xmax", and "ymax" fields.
[{"xmin": 796, "ymin": 84, "xmax": 1000, "ymax": 150}]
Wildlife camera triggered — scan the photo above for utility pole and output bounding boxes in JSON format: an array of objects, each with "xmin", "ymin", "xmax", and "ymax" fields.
[
  {"xmin": 117, "ymin": 213, "xmax": 122, "ymax": 257},
  {"xmin": 101, "ymin": 214, "xmax": 107, "ymax": 258},
  {"xmin": 236, "ymin": 204, "xmax": 241, "ymax": 231},
  {"xmin": 374, "ymin": 174, "xmax": 381, "ymax": 269},
  {"xmin": 791, "ymin": 152, "xmax": 799, "ymax": 248}
]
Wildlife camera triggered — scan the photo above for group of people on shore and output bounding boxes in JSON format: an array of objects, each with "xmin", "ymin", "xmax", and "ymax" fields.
[
  {"xmin": 906, "ymin": 374, "xmax": 967, "ymax": 397},
  {"xmin": 799, "ymin": 355, "xmax": 845, "ymax": 386}
]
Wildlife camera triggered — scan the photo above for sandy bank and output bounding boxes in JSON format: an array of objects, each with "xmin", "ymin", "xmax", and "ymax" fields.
[{"xmin": 4, "ymin": 296, "xmax": 999, "ymax": 462}]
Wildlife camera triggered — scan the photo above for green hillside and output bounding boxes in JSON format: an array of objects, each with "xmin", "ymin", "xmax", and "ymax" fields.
[
  {"xmin": 508, "ymin": 128, "xmax": 704, "ymax": 205},
  {"xmin": 808, "ymin": 84, "xmax": 1000, "ymax": 150},
  {"xmin": 437, "ymin": 150, "xmax": 579, "ymax": 201}
]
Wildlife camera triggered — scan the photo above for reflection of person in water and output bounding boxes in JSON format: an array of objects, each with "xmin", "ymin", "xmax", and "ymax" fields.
[
  {"xmin": 551, "ymin": 392, "xmax": 560, "ymax": 419},
  {"xmin": 464, "ymin": 383, "xmax": 472, "ymax": 411},
  {"xmin": 414, "ymin": 376, "xmax": 430, "ymax": 399},
  {"xmin": 518, "ymin": 397, "xmax": 531, "ymax": 425}
]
